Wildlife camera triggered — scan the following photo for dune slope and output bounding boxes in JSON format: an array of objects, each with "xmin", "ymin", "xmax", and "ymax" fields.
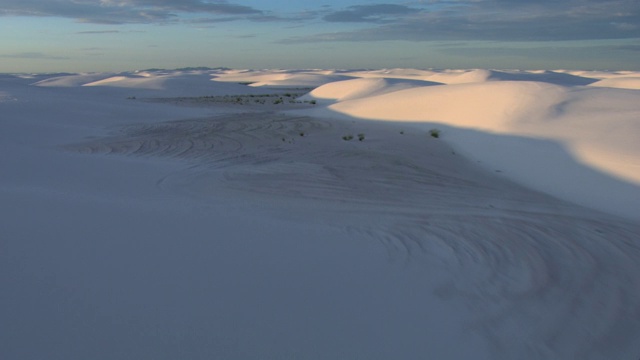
[{"xmin": 307, "ymin": 80, "xmax": 640, "ymax": 220}]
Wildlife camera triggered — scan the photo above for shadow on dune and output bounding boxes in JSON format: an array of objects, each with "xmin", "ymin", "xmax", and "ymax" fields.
[{"xmin": 482, "ymin": 70, "xmax": 600, "ymax": 86}]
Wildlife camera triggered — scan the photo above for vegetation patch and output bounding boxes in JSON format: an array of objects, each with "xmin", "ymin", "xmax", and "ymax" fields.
[{"xmin": 141, "ymin": 92, "xmax": 318, "ymax": 107}]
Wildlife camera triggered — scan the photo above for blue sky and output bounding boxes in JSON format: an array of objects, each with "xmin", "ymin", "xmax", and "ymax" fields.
[{"xmin": 1, "ymin": 0, "xmax": 639, "ymax": 72}]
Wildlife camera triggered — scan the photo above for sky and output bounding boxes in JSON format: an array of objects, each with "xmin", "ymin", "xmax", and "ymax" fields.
[{"xmin": 1, "ymin": 0, "xmax": 639, "ymax": 72}]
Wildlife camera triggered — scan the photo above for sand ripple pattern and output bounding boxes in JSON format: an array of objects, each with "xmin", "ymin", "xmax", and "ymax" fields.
[
  {"xmin": 65, "ymin": 111, "xmax": 640, "ymax": 359},
  {"xmin": 350, "ymin": 215, "xmax": 640, "ymax": 359},
  {"xmin": 65, "ymin": 112, "xmax": 329, "ymax": 162}
]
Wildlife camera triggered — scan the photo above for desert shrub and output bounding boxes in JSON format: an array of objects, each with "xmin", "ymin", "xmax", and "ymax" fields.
[
  {"xmin": 358, "ymin": 133, "xmax": 365, "ymax": 141},
  {"xmin": 429, "ymin": 129, "xmax": 440, "ymax": 138},
  {"xmin": 342, "ymin": 134, "xmax": 354, "ymax": 141}
]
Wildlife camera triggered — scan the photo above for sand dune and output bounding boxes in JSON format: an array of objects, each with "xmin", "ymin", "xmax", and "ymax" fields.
[
  {"xmin": 302, "ymin": 79, "xmax": 640, "ymax": 220},
  {"xmin": 33, "ymin": 71, "xmax": 281, "ymax": 98},
  {"xmin": 301, "ymin": 77, "xmax": 439, "ymax": 103},
  {"xmin": 2, "ymin": 68, "xmax": 639, "ymax": 360},
  {"xmin": 589, "ymin": 76, "xmax": 640, "ymax": 90},
  {"xmin": 31, "ymin": 73, "xmax": 118, "ymax": 87},
  {"xmin": 212, "ymin": 69, "xmax": 354, "ymax": 88},
  {"xmin": 340, "ymin": 68, "xmax": 439, "ymax": 81},
  {"xmin": 422, "ymin": 69, "xmax": 598, "ymax": 85},
  {"xmin": 82, "ymin": 73, "xmax": 273, "ymax": 97}
]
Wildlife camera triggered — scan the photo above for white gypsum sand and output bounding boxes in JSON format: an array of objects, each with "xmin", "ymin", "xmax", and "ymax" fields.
[{"xmin": 1, "ymin": 69, "xmax": 639, "ymax": 360}]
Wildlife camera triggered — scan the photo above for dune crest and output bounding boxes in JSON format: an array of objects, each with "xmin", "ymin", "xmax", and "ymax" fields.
[{"xmin": 303, "ymin": 77, "xmax": 439, "ymax": 103}]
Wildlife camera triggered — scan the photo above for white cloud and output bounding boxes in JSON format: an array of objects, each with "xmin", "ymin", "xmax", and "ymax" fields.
[{"xmin": 0, "ymin": 0, "xmax": 262, "ymax": 24}]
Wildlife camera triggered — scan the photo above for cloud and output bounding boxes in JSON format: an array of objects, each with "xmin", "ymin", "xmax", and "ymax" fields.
[
  {"xmin": 129, "ymin": 0, "xmax": 261, "ymax": 15},
  {"xmin": 323, "ymin": 4, "xmax": 419, "ymax": 23},
  {"xmin": 608, "ymin": 44, "xmax": 640, "ymax": 52},
  {"xmin": 75, "ymin": 29, "xmax": 145, "ymax": 34},
  {"xmin": 435, "ymin": 42, "xmax": 640, "ymax": 69},
  {"xmin": 234, "ymin": 34, "xmax": 257, "ymax": 39},
  {"xmin": 186, "ymin": 16, "xmax": 241, "ymax": 24},
  {"xmin": 76, "ymin": 30, "xmax": 121, "ymax": 34},
  {"xmin": 0, "ymin": 0, "xmax": 262, "ymax": 24},
  {"xmin": 2, "ymin": 0, "xmax": 639, "ymax": 44},
  {"xmin": 0, "ymin": 52, "xmax": 69, "ymax": 60},
  {"xmin": 285, "ymin": 0, "xmax": 640, "ymax": 43}
]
